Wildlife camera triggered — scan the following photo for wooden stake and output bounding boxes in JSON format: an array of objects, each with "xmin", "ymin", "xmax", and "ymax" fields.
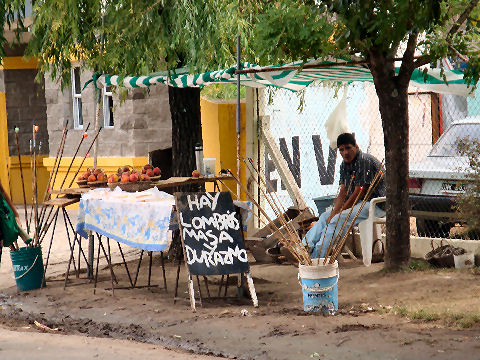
[{"xmin": 246, "ymin": 272, "xmax": 258, "ymax": 307}]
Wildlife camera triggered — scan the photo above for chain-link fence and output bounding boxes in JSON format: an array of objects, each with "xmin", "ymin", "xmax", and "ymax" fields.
[{"xmin": 254, "ymin": 81, "xmax": 480, "ymax": 239}]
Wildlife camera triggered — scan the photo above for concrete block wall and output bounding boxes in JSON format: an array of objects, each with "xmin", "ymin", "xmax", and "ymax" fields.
[
  {"xmin": 4, "ymin": 68, "xmax": 49, "ymax": 156},
  {"xmin": 45, "ymin": 67, "xmax": 172, "ymax": 158}
]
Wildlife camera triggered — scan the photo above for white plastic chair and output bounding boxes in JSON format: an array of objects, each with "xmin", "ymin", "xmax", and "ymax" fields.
[{"xmin": 358, "ymin": 197, "xmax": 386, "ymax": 266}]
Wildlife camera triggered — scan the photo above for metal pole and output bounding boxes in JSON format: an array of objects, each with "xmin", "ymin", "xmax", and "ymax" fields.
[
  {"xmin": 93, "ymin": 92, "xmax": 101, "ymax": 169},
  {"xmin": 93, "ymin": 15, "xmax": 105, "ymax": 169},
  {"xmin": 89, "ymin": 92, "xmax": 99, "ymax": 277},
  {"xmin": 87, "ymin": 232, "xmax": 94, "ymax": 279},
  {"xmin": 236, "ymin": 35, "xmax": 241, "ymax": 199},
  {"xmin": 89, "ymin": 13, "xmax": 105, "ymax": 278}
]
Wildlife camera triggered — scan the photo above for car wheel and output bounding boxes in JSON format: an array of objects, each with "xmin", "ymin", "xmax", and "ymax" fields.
[{"xmin": 416, "ymin": 219, "xmax": 452, "ymax": 238}]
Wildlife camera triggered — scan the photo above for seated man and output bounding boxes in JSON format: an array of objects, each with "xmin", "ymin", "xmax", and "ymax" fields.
[{"xmin": 304, "ymin": 132, "xmax": 386, "ymax": 259}]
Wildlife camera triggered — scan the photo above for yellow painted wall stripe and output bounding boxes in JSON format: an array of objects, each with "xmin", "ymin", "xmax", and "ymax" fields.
[
  {"xmin": 9, "ymin": 155, "xmax": 48, "ymax": 205},
  {"xmin": 0, "ymin": 56, "xmax": 38, "ymax": 70},
  {"xmin": 0, "ymin": 92, "xmax": 11, "ymax": 194}
]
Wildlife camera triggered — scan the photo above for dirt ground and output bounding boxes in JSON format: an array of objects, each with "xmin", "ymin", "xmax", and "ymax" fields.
[{"xmin": 2, "ymin": 209, "xmax": 480, "ymax": 360}]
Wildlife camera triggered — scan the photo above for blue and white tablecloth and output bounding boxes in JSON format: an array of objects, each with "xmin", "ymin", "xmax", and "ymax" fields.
[{"xmin": 77, "ymin": 187, "xmax": 175, "ymax": 251}]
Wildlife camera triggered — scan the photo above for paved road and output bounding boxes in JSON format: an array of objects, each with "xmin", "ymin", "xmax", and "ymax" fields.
[{"xmin": 0, "ymin": 327, "xmax": 223, "ymax": 360}]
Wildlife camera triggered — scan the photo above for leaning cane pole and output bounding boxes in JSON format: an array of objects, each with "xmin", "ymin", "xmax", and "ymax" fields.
[
  {"xmin": 37, "ymin": 120, "xmax": 69, "ymax": 229},
  {"xmin": 58, "ymin": 123, "xmax": 90, "ymax": 190},
  {"xmin": 67, "ymin": 126, "xmax": 103, "ymax": 189},
  {"xmin": 14, "ymin": 127, "xmax": 29, "ymax": 232},
  {"xmin": 27, "ymin": 139, "xmax": 34, "ymax": 231},
  {"xmin": 32, "ymin": 125, "xmax": 39, "ymax": 246}
]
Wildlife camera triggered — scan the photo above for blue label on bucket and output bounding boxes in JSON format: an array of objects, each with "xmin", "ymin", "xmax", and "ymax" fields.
[{"xmin": 300, "ymin": 275, "xmax": 338, "ymax": 314}]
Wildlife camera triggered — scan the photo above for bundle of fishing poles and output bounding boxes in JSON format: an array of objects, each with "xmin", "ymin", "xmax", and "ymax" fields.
[
  {"xmin": 217, "ymin": 156, "xmax": 384, "ymax": 267},
  {"xmin": 319, "ymin": 162, "xmax": 384, "ymax": 265},
  {"xmin": 216, "ymin": 157, "xmax": 312, "ymax": 265},
  {"xmin": 12, "ymin": 120, "xmax": 102, "ymax": 250}
]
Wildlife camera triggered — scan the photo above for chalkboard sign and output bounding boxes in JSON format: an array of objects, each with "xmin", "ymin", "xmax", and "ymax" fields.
[{"xmin": 175, "ymin": 192, "xmax": 250, "ymax": 276}]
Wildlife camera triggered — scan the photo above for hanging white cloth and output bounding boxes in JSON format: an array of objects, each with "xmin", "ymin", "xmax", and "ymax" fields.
[{"xmin": 324, "ymin": 88, "xmax": 350, "ymax": 149}]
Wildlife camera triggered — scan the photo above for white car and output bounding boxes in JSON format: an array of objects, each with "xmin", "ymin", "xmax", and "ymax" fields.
[{"xmin": 408, "ymin": 117, "xmax": 480, "ymax": 237}]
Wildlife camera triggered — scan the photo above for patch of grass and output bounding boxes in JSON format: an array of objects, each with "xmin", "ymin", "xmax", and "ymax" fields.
[
  {"xmin": 408, "ymin": 259, "xmax": 433, "ymax": 271},
  {"xmin": 393, "ymin": 306, "xmax": 409, "ymax": 316},
  {"xmin": 445, "ymin": 313, "xmax": 480, "ymax": 328},
  {"xmin": 379, "ymin": 259, "xmax": 434, "ymax": 273},
  {"xmin": 390, "ymin": 306, "xmax": 480, "ymax": 328},
  {"xmin": 409, "ymin": 309, "xmax": 441, "ymax": 322}
]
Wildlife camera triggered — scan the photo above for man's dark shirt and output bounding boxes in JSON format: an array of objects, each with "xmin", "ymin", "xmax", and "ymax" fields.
[{"xmin": 339, "ymin": 150, "xmax": 386, "ymax": 206}]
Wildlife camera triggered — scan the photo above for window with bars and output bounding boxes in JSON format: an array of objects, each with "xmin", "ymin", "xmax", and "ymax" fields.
[
  {"xmin": 71, "ymin": 67, "xmax": 83, "ymax": 129},
  {"xmin": 103, "ymin": 86, "xmax": 114, "ymax": 128}
]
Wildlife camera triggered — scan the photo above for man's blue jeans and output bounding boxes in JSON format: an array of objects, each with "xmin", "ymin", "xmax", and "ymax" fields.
[{"xmin": 304, "ymin": 202, "xmax": 381, "ymax": 258}]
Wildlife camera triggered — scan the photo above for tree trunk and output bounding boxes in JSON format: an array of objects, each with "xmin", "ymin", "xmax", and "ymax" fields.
[
  {"xmin": 168, "ymin": 86, "xmax": 202, "ymax": 177},
  {"xmin": 369, "ymin": 53, "xmax": 412, "ymax": 271}
]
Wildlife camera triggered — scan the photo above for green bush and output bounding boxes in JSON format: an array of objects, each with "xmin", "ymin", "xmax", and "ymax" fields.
[
  {"xmin": 455, "ymin": 138, "xmax": 480, "ymax": 234},
  {"xmin": 201, "ymin": 84, "xmax": 246, "ymax": 100}
]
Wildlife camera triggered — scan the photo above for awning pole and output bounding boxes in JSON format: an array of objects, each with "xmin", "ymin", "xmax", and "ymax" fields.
[
  {"xmin": 89, "ymin": 13, "xmax": 105, "ymax": 279},
  {"xmin": 236, "ymin": 35, "xmax": 241, "ymax": 199}
]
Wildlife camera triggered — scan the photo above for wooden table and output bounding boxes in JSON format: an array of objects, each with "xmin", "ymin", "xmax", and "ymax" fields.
[
  {"xmin": 50, "ymin": 175, "xmax": 232, "ymax": 196},
  {"xmin": 50, "ymin": 187, "xmax": 90, "ymax": 195},
  {"xmin": 154, "ymin": 175, "xmax": 231, "ymax": 190},
  {"xmin": 43, "ymin": 196, "xmax": 80, "ymax": 207}
]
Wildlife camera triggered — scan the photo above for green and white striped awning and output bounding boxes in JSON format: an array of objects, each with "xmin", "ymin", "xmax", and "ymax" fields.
[{"xmin": 87, "ymin": 58, "xmax": 473, "ymax": 96}]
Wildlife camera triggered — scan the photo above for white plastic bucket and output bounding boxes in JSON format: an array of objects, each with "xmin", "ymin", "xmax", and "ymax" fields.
[
  {"xmin": 454, "ymin": 253, "xmax": 475, "ymax": 269},
  {"xmin": 298, "ymin": 258, "xmax": 339, "ymax": 314}
]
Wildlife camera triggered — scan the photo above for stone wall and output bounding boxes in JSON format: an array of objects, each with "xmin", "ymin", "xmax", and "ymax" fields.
[
  {"xmin": 45, "ymin": 68, "xmax": 172, "ymax": 158},
  {"xmin": 4, "ymin": 69, "xmax": 49, "ymax": 156}
]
